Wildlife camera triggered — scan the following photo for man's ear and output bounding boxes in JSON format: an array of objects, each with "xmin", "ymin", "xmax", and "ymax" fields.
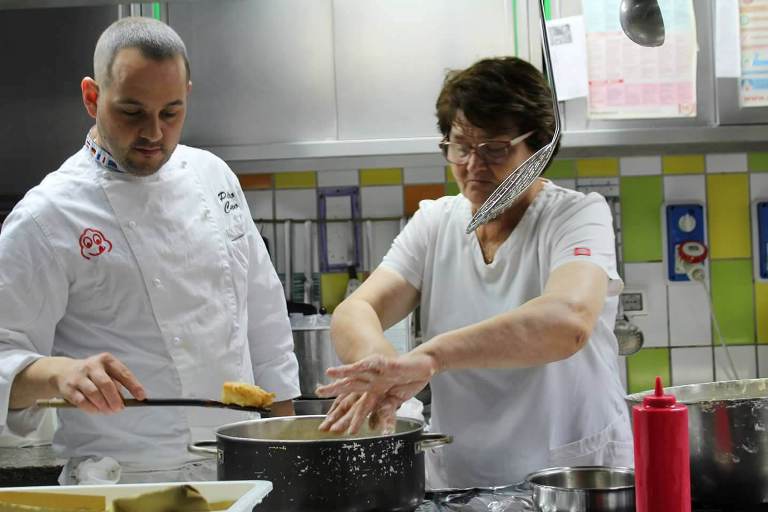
[{"xmin": 81, "ymin": 77, "xmax": 100, "ymax": 119}]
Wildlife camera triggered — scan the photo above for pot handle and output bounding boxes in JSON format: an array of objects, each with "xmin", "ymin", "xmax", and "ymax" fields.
[
  {"xmin": 188, "ymin": 441, "xmax": 218, "ymax": 457},
  {"xmin": 416, "ymin": 433, "xmax": 453, "ymax": 452}
]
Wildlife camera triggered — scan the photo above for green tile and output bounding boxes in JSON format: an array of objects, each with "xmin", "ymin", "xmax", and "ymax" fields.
[
  {"xmin": 662, "ymin": 155, "xmax": 705, "ymax": 174},
  {"xmin": 620, "ymin": 176, "xmax": 663, "ymax": 262},
  {"xmin": 627, "ymin": 348, "xmax": 670, "ymax": 394},
  {"xmin": 445, "ymin": 182, "xmax": 460, "ymax": 196},
  {"xmin": 757, "ymin": 283, "xmax": 768, "ymax": 344},
  {"xmin": 707, "ymin": 174, "xmax": 751, "ymax": 259},
  {"xmin": 274, "ymin": 171, "xmax": 316, "ymax": 189},
  {"xmin": 576, "ymin": 158, "xmax": 619, "ymax": 177},
  {"xmin": 711, "ymin": 260, "xmax": 756, "ymax": 345},
  {"xmin": 359, "ymin": 168, "xmax": 402, "ymax": 186},
  {"xmin": 748, "ymin": 152, "xmax": 768, "ymax": 172},
  {"xmin": 546, "ymin": 159, "xmax": 577, "ymax": 179}
]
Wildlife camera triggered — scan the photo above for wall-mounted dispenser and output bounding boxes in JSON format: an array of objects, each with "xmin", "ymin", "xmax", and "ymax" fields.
[
  {"xmin": 753, "ymin": 200, "xmax": 768, "ymax": 282},
  {"xmin": 663, "ymin": 203, "xmax": 706, "ymax": 282}
]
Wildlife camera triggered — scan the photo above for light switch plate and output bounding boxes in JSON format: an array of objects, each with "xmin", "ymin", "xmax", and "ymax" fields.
[
  {"xmin": 663, "ymin": 203, "xmax": 707, "ymax": 282},
  {"xmin": 753, "ymin": 200, "xmax": 768, "ymax": 282},
  {"xmin": 620, "ymin": 289, "xmax": 648, "ymax": 316}
]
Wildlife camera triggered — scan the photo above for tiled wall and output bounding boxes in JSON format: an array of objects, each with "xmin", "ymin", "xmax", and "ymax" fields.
[{"xmin": 237, "ymin": 151, "xmax": 768, "ymax": 394}]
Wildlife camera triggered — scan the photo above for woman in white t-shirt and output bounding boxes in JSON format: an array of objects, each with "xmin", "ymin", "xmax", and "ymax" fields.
[{"xmin": 317, "ymin": 57, "xmax": 633, "ymax": 488}]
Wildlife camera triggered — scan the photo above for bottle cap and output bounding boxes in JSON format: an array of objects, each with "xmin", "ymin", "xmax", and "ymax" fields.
[{"xmin": 642, "ymin": 376, "xmax": 677, "ymax": 408}]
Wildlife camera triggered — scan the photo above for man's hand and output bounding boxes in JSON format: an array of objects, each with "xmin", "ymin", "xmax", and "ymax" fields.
[
  {"xmin": 12, "ymin": 352, "xmax": 146, "ymax": 413},
  {"xmin": 316, "ymin": 352, "xmax": 437, "ymax": 435}
]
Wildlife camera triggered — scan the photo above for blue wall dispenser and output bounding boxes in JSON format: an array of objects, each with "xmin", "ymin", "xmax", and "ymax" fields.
[
  {"xmin": 754, "ymin": 200, "xmax": 768, "ymax": 282},
  {"xmin": 664, "ymin": 203, "xmax": 706, "ymax": 282}
]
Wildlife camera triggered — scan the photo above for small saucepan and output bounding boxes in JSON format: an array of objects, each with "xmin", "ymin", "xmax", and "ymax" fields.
[{"xmin": 521, "ymin": 466, "xmax": 635, "ymax": 512}]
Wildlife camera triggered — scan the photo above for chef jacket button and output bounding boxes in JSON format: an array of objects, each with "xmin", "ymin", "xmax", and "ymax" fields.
[
  {"xmin": 128, "ymin": 221, "xmax": 137, "ymax": 229},
  {"xmin": 173, "ymin": 336, "xmax": 182, "ymax": 346},
  {"xmin": 203, "ymin": 209, "xmax": 211, "ymax": 219},
  {"xmin": 221, "ymin": 262, "xmax": 229, "ymax": 271},
  {"xmin": 153, "ymin": 278, "xmax": 162, "ymax": 288}
]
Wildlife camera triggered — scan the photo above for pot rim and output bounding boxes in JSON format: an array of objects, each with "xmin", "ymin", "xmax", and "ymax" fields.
[
  {"xmin": 215, "ymin": 414, "xmax": 425, "ymax": 443},
  {"xmin": 526, "ymin": 466, "xmax": 635, "ymax": 492},
  {"xmin": 625, "ymin": 377, "xmax": 768, "ymax": 405}
]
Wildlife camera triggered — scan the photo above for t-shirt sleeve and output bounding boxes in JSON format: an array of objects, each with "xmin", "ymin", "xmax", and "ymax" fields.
[
  {"xmin": 548, "ymin": 192, "xmax": 623, "ymax": 296},
  {"xmin": 380, "ymin": 199, "xmax": 438, "ymax": 290}
]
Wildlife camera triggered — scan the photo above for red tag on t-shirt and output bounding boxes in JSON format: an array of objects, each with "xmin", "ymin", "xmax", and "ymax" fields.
[{"xmin": 574, "ymin": 247, "xmax": 591, "ymax": 256}]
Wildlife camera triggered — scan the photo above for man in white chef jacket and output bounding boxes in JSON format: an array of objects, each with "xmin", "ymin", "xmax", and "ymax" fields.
[{"xmin": 0, "ymin": 16, "xmax": 300, "ymax": 484}]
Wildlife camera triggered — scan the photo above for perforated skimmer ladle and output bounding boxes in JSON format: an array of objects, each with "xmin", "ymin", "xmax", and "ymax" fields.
[{"xmin": 465, "ymin": 0, "xmax": 561, "ymax": 234}]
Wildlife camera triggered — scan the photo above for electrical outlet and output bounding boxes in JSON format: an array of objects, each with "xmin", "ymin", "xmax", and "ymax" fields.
[
  {"xmin": 664, "ymin": 203, "xmax": 706, "ymax": 282},
  {"xmin": 620, "ymin": 289, "xmax": 648, "ymax": 316},
  {"xmin": 753, "ymin": 200, "xmax": 768, "ymax": 282}
]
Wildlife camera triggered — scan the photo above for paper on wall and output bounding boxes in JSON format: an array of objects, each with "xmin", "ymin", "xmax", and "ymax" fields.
[
  {"xmin": 546, "ymin": 16, "xmax": 589, "ymax": 101},
  {"xmin": 581, "ymin": 0, "xmax": 698, "ymax": 119},
  {"xmin": 739, "ymin": 0, "xmax": 768, "ymax": 108},
  {"xmin": 716, "ymin": 0, "xmax": 741, "ymax": 78}
]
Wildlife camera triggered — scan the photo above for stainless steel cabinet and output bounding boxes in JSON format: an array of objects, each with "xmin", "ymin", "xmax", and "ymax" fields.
[{"xmin": 168, "ymin": 0, "xmax": 337, "ymax": 147}]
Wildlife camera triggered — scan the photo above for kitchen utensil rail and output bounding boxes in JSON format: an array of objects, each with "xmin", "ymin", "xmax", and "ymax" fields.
[{"xmin": 36, "ymin": 397, "xmax": 271, "ymax": 414}]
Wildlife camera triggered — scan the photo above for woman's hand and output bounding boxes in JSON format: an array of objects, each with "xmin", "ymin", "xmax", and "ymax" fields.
[{"xmin": 316, "ymin": 352, "xmax": 438, "ymax": 435}]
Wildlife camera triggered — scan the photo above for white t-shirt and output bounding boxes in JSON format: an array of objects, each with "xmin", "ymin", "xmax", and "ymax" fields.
[{"xmin": 381, "ymin": 180, "xmax": 633, "ymax": 488}]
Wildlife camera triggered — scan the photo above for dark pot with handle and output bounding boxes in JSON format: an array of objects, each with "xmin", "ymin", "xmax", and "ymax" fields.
[{"xmin": 189, "ymin": 415, "xmax": 451, "ymax": 512}]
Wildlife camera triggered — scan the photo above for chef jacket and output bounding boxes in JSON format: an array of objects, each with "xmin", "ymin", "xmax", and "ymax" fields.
[
  {"xmin": 382, "ymin": 180, "xmax": 633, "ymax": 488},
  {"xmin": 0, "ymin": 139, "xmax": 300, "ymax": 471}
]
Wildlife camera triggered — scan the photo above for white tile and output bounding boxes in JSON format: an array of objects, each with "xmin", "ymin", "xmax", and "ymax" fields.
[
  {"xmin": 671, "ymin": 347, "xmax": 713, "ymax": 386},
  {"xmin": 620, "ymin": 156, "xmax": 662, "ymax": 176},
  {"xmin": 244, "ymin": 190, "xmax": 273, "ymax": 220},
  {"xmin": 404, "ymin": 166, "xmax": 446, "ymax": 184},
  {"xmin": 317, "ymin": 170, "xmax": 359, "ymax": 187},
  {"xmin": 552, "ymin": 179, "xmax": 576, "ymax": 190},
  {"xmin": 668, "ymin": 283, "xmax": 712, "ymax": 346},
  {"xmin": 750, "ymin": 173, "xmax": 768, "ymax": 201},
  {"xmin": 576, "ymin": 178, "xmax": 620, "ymax": 198},
  {"xmin": 361, "ymin": 186, "xmax": 403, "ymax": 218},
  {"xmin": 274, "ymin": 220, "xmax": 317, "ymax": 276},
  {"xmin": 324, "ymin": 195, "xmax": 354, "ymax": 220},
  {"xmin": 715, "ymin": 345, "xmax": 757, "ymax": 381},
  {"xmin": 365, "ymin": 220, "xmax": 401, "ymax": 269},
  {"xmin": 758, "ymin": 346, "xmax": 768, "ymax": 377},
  {"xmin": 623, "ymin": 263, "xmax": 669, "ymax": 347},
  {"xmin": 663, "ymin": 175, "xmax": 706, "ymax": 202},
  {"xmin": 705, "ymin": 153, "xmax": 748, "ymax": 173},
  {"xmin": 275, "ymin": 189, "xmax": 317, "ymax": 220}
]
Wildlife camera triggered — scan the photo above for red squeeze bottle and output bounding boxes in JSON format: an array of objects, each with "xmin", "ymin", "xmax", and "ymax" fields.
[{"xmin": 633, "ymin": 376, "xmax": 691, "ymax": 512}]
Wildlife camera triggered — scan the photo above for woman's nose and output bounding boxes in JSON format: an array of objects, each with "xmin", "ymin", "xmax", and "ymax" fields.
[{"xmin": 465, "ymin": 150, "xmax": 487, "ymax": 173}]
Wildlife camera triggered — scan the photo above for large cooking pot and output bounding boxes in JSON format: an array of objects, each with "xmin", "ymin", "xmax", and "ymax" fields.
[
  {"xmin": 190, "ymin": 415, "xmax": 452, "ymax": 512},
  {"xmin": 626, "ymin": 378, "xmax": 768, "ymax": 504},
  {"xmin": 290, "ymin": 315, "xmax": 340, "ymax": 397}
]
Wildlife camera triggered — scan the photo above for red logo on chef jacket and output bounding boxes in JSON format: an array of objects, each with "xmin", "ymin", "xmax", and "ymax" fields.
[
  {"xmin": 573, "ymin": 247, "xmax": 591, "ymax": 256},
  {"xmin": 79, "ymin": 228, "xmax": 113, "ymax": 260}
]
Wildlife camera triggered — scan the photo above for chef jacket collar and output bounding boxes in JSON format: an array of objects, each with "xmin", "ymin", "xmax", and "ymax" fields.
[{"xmin": 84, "ymin": 132, "xmax": 126, "ymax": 174}]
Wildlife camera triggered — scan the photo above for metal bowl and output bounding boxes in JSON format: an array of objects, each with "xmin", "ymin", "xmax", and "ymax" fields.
[
  {"xmin": 626, "ymin": 378, "xmax": 768, "ymax": 504},
  {"xmin": 526, "ymin": 466, "xmax": 635, "ymax": 512}
]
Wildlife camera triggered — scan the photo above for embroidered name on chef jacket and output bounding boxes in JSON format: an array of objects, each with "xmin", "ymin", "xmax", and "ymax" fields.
[
  {"xmin": 217, "ymin": 191, "xmax": 240, "ymax": 214},
  {"xmin": 79, "ymin": 228, "xmax": 113, "ymax": 260}
]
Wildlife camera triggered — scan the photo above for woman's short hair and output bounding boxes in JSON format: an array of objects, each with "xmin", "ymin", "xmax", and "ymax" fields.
[{"xmin": 435, "ymin": 57, "xmax": 556, "ymax": 155}]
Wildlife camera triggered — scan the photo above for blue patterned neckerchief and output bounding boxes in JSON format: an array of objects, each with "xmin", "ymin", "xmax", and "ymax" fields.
[{"xmin": 84, "ymin": 132, "xmax": 126, "ymax": 174}]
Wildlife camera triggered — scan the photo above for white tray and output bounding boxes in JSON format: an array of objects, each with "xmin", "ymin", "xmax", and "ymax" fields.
[{"xmin": 0, "ymin": 480, "xmax": 272, "ymax": 512}]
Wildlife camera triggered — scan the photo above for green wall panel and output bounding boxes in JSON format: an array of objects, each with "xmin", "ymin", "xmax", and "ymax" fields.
[
  {"xmin": 627, "ymin": 348, "xmax": 671, "ymax": 394},
  {"xmin": 711, "ymin": 260, "xmax": 756, "ymax": 345},
  {"xmin": 620, "ymin": 176, "xmax": 663, "ymax": 262}
]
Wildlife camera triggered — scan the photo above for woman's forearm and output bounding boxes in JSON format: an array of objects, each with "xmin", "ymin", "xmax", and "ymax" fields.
[
  {"xmin": 330, "ymin": 299, "xmax": 399, "ymax": 364},
  {"xmin": 414, "ymin": 292, "xmax": 597, "ymax": 372}
]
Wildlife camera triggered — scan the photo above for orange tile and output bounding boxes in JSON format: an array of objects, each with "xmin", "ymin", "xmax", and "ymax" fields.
[
  {"xmin": 404, "ymin": 184, "xmax": 445, "ymax": 215},
  {"xmin": 238, "ymin": 174, "xmax": 272, "ymax": 190}
]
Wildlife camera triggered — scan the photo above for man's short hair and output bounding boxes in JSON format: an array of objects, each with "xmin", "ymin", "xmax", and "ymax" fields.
[{"xmin": 94, "ymin": 16, "xmax": 190, "ymax": 86}]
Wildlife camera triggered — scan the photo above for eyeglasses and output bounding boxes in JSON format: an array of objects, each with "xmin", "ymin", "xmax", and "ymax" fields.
[{"xmin": 439, "ymin": 131, "xmax": 535, "ymax": 165}]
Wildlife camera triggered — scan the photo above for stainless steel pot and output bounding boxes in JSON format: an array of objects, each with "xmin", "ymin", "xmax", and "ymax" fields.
[
  {"xmin": 626, "ymin": 378, "xmax": 768, "ymax": 505},
  {"xmin": 290, "ymin": 316, "xmax": 340, "ymax": 398},
  {"xmin": 521, "ymin": 466, "xmax": 635, "ymax": 512},
  {"xmin": 190, "ymin": 415, "xmax": 452, "ymax": 512}
]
